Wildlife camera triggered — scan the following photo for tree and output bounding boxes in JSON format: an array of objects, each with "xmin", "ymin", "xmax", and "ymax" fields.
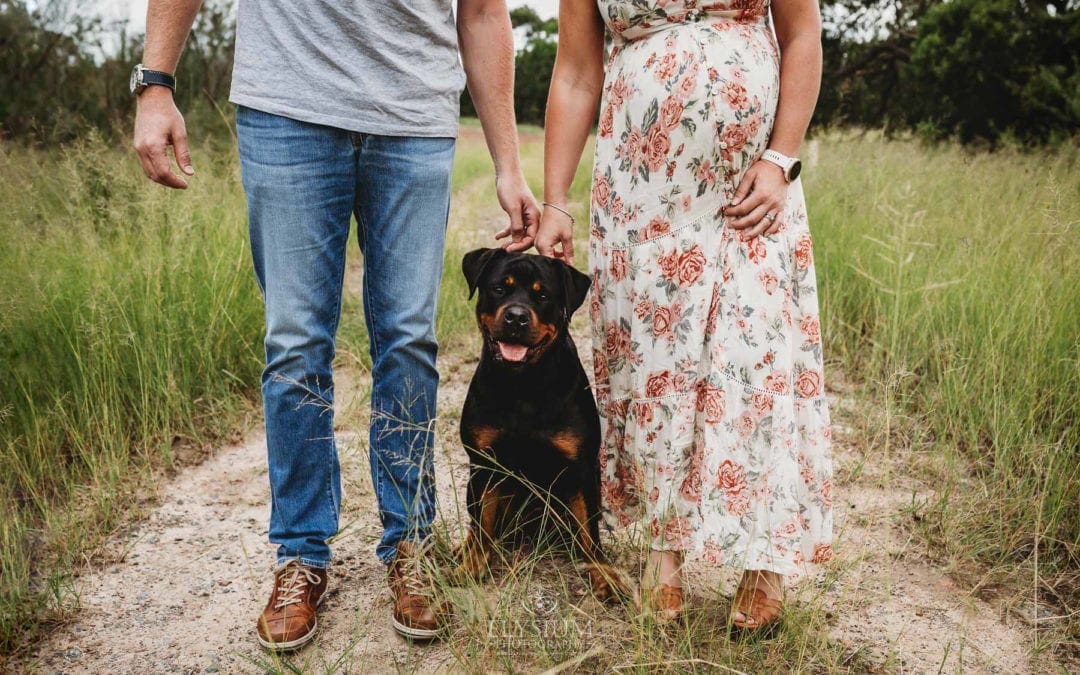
[{"xmin": 905, "ymin": 0, "xmax": 1080, "ymax": 143}]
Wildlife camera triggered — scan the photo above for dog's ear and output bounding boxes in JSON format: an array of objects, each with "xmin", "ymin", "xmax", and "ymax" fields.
[
  {"xmin": 558, "ymin": 259, "xmax": 592, "ymax": 316},
  {"xmin": 462, "ymin": 248, "xmax": 505, "ymax": 299}
]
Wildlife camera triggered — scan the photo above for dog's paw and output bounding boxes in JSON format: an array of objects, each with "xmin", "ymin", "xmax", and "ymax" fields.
[
  {"xmin": 450, "ymin": 547, "xmax": 490, "ymax": 586},
  {"xmin": 585, "ymin": 563, "xmax": 633, "ymax": 605}
]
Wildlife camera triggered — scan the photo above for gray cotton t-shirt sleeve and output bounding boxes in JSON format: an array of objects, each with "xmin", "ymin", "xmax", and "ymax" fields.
[{"xmin": 229, "ymin": 1, "xmax": 466, "ymax": 138}]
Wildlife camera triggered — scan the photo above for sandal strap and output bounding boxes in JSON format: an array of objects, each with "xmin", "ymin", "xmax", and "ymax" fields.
[
  {"xmin": 733, "ymin": 588, "xmax": 782, "ymax": 625},
  {"xmin": 656, "ymin": 584, "xmax": 683, "ymax": 606}
]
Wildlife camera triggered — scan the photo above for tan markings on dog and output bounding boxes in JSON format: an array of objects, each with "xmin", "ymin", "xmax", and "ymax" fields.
[
  {"xmin": 477, "ymin": 312, "xmax": 497, "ymax": 336},
  {"xmin": 550, "ymin": 430, "xmax": 582, "ymax": 461},
  {"xmin": 465, "ymin": 424, "xmax": 500, "ymax": 453},
  {"xmin": 525, "ymin": 321, "xmax": 560, "ymax": 364},
  {"xmin": 503, "ymin": 275, "xmax": 515, "ymax": 286},
  {"xmin": 454, "ymin": 484, "xmax": 502, "ymax": 582},
  {"xmin": 568, "ymin": 492, "xmax": 629, "ymax": 602},
  {"xmin": 532, "ymin": 281, "xmax": 542, "ymax": 292}
]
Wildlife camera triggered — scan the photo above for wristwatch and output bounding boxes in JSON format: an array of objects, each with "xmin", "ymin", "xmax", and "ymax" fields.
[
  {"xmin": 129, "ymin": 64, "xmax": 176, "ymax": 96},
  {"xmin": 761, "ymin": 149, "xmax": 802, "ymax": 183}
]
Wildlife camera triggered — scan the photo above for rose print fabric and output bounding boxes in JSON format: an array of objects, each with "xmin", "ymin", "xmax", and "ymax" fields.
[{"xmin": 590, "ymin": 0, "xmax": 832, "ymax": 575}]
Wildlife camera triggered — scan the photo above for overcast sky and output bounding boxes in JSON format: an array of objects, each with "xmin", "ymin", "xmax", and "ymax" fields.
[{"xmin": 90, "ymin": 0, "xmax": 558, "ymax": 33}]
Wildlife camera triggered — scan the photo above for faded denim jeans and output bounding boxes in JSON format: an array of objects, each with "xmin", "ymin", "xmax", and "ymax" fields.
[{"xmin": 236, "ymin": 106, "xmax": 454, "ymax": 567}]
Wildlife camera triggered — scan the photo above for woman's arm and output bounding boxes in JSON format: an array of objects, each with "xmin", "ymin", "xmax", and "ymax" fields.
[
  {"xmin": 528, "ymin": 0, "xmax": 607, "ymax": 264},
  {"xmin": 725, "ymin": 0, "xmax": 822, "ymax": 241}
]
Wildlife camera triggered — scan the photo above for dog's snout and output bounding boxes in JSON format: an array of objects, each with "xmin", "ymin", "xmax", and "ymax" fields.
[{"xmin": 503, "ymin": 305, "xmax": 531, "ymax": 328}]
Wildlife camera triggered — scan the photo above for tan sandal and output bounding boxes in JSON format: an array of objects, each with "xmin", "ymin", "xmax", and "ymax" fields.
[
  {"xmin": 730, "ymin": 587, "xmax": 782, "ymax": 630},
  {"xmin": 647, "ymin": 583, "xmax": 684, "ymax": 624}
]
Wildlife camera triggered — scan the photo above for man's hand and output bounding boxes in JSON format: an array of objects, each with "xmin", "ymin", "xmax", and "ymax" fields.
[
  {"xmin": 535, "ymin": 204, "xmax": 575, "ymax": 265},
  {"xmin": 133, "ymin": 87, "xmax": 194, "ymax": 189},
  {"xmin": 494, "ymin": 172, "xmax": 541, "ymax": 252}
]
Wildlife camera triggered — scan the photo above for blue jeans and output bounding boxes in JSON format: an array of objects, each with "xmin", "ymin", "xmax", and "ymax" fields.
[{"xmin": 236, "ymin": 106, "xmax": 454, "ymax": 567}]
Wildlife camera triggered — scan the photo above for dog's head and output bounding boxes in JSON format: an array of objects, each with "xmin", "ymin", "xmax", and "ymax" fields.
[{"xmin": 462, "ymin": 248, "xmax": 591, "ymax": 367}]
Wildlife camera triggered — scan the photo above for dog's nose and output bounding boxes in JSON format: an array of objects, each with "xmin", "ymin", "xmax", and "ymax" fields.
[{"xmin": 503, "ymin": 306, "xmax": 531, "ymax": 328}]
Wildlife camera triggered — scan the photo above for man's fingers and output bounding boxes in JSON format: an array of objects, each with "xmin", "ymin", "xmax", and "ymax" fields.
[
  {"xmin": 172, "ymin": 129, "xmax": 194, "ymax": 176},
  {"xmin": 504, "ymin": 236, "xmax": 535, "ymax": 253},
  {"xmin": 505, "ymin": 218, "xmax": 537, "ymax": 252},
  {"xmin": 507, "ymin": 202, "xmax": 525, "ymax": 241},
  {"xmin": 135, "ymin": 148, "xmax": 155, "ymax": 181},
  {"xmin": 561, "ymin": 236, "xmax": 575, "ymax": 266},
  {"xmin": 495, "ymin": 226, "xmax": 511, "ymax": 241},
  {"xmin": 147, "ymin": 145, "xmax": 188, "ymax": 189}
]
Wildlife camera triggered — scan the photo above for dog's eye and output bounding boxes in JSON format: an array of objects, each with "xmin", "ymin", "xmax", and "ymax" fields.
[
  {"xmin": 492, "ymin": 285, "xmax": 506, "ymax": 296},
  {"xmin": 536, "ymin": 290, "xmax": 550, "ymax": 302}
]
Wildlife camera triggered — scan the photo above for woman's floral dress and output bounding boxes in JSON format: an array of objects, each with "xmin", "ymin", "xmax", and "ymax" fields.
[{"xmin": 590, "ymin": 0, "xmax": 832, "ymax": 575}]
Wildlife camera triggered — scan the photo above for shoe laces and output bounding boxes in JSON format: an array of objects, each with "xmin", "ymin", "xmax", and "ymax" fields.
[
  {"xmin": 274, "ymin": 564, "xmax": 321, "ymax": 609},
  {"xmin": 396, "ymin": 553, "xmax": 433, "ymax": 598}
]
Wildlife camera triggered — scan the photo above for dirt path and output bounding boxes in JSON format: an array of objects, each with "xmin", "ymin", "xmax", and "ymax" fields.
[{"xmin": 17, "ymin": 197, "xmax": 1047, "ymax": 673}]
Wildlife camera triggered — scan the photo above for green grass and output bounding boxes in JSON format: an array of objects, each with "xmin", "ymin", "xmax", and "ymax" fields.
[
  {"xmin": 0, "ymin": 132, "xmax": 264, "ymax": 653},
  {"xmin": 804, "ymin": 131, "xmax": 1079, "ymax": 640}
]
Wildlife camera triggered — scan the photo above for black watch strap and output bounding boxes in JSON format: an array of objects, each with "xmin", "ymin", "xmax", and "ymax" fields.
[{"xmin": 142, "ymin": 69, "xmax": 176, "ymax": 92}]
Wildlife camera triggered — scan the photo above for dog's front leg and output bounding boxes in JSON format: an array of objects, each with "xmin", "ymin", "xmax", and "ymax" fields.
[
  {"xmin": 567, "ymin": 491, "xmax": 632, "ymax": 604},
  {"xmin": 453, "ymin": 477, "xmax": 502, "ymax": 584}
]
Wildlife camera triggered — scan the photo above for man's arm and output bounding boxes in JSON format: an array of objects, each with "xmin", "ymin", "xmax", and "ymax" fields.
[
  {"xmin": 134, "ymin": 0, "xmax": 203, "ymax": 189},
  {"xmin": 457, "ymin": 0, "xmax": 540, "ymax": 251}
]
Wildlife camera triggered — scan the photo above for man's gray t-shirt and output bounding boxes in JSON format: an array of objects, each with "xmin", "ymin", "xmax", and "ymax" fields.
[{"xmin": 229, "ymin": 1, "xmax": 466, "ymax": 138}]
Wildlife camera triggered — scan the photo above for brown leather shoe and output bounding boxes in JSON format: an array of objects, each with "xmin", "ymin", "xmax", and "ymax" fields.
[
  {"xmin": 388, "ymin": 541, "xmax": 447, "ymax": 640},
  {"xmin": 256, "ymin": 560, "xmax": 328, "ymax": 651}
]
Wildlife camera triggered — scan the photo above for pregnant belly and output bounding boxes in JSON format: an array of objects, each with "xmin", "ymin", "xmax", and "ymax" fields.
[{"xmin": 591, "ymin": 21, "xmax": 780, "ymax": 246}]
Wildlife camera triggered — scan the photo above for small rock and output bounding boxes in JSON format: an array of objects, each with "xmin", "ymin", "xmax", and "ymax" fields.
[
  {"xmin": 1015, "ymin": 601, "xmax": 1057, "ymax": 625},
  {"xmin": 63, "ymin": 647, "xmax": 82, "ymax": 660},
  {"xmin": 205, "ymin": 665, "xmax": 219, "ymax": 673}
]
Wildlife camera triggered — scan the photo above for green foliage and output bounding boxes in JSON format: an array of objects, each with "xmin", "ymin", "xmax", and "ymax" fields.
[
  {"xmin": 0, "ymin": 0, "xmax": 235, "ymax": 144},
  {"xmin": 905, "ymin": 0, "xmax": 1080, "ymax": 143},
  {"xmin": 0, "ymin": 134, "xmax": 263, "ymax": 652},
  {"xmin": 806, "ymin": 132, "xmax": 1080, "ymax": 613},
  {"xmin": 818, "ymin": 0, "xmax": 1080, "ymax": 144}
]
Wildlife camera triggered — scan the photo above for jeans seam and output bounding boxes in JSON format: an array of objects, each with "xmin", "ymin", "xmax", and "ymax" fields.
[
  {"xmin": 355, "ymin": 203, "xmax": 386, "ymax": 543},
  {"xmin": 277, "ymin": 555, "xmax": 331, "ymax": 570}
]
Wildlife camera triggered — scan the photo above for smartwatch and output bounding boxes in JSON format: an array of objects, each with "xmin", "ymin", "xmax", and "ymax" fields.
[{"xmin": 761, "ymin": 149, "xmax": 802, "ymax": 183}]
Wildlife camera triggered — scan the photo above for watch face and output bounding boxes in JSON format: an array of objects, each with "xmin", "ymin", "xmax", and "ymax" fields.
[
  {"xmin": 788, "ymin": 159, "xmax": 802, "ymax": 181},
  {"xmin": 129, "ymin": 65, "xmax": 142, "ymax": 94}
]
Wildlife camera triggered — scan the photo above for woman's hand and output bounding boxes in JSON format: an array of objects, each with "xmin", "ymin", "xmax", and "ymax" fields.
[
  {"xmin": 534, "ymin": 204, "xmax": 576, "ymax": 265},
  {"xmin": 724, "ymin": 160, "xmax": 789, "ymax": 241}
]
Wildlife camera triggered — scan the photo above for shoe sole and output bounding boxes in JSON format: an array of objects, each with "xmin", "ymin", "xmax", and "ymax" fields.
[
  {"xmin": 257, "ymin": 590, "xmax": 326, "ymax": 652},
  {"xmin": 257, "ymin": 618, "xmax": 318, "ymax": 652},
  {"xmin": 391, "ymin": 615, "xmax": 442, "ymax": 641}
]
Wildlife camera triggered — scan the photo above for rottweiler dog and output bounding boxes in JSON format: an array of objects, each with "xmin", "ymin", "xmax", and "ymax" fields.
[{"xmin": 455, "ymin": 247, "xmax": 629, "ymax": 602}]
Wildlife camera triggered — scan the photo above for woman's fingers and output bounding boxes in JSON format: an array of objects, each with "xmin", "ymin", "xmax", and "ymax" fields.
[
  {"xmin": 729, "ymin": 200, "xmax": 772, "ymax": 230},
  {"xmin": 725, "ymin": 189, "xmax": 761, "ymax": 218},
  {"xmin": 741, "ymin": 210, "xmax": 783, "ymax": 241},
  {"xmin": 727, "ymin": 167, "xmax": 758, "ymax": 215}
]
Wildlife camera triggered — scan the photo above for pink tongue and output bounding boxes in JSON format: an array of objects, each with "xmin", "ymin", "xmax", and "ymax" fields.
[{"xmin": 497, "ymin": 342, "xmax": 529, "ymax": 362}]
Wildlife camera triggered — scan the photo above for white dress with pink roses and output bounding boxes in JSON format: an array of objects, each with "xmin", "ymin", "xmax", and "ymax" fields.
[{"xmin": 590, "ymin": 0, "xmax": 832, "ymax": 575}]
